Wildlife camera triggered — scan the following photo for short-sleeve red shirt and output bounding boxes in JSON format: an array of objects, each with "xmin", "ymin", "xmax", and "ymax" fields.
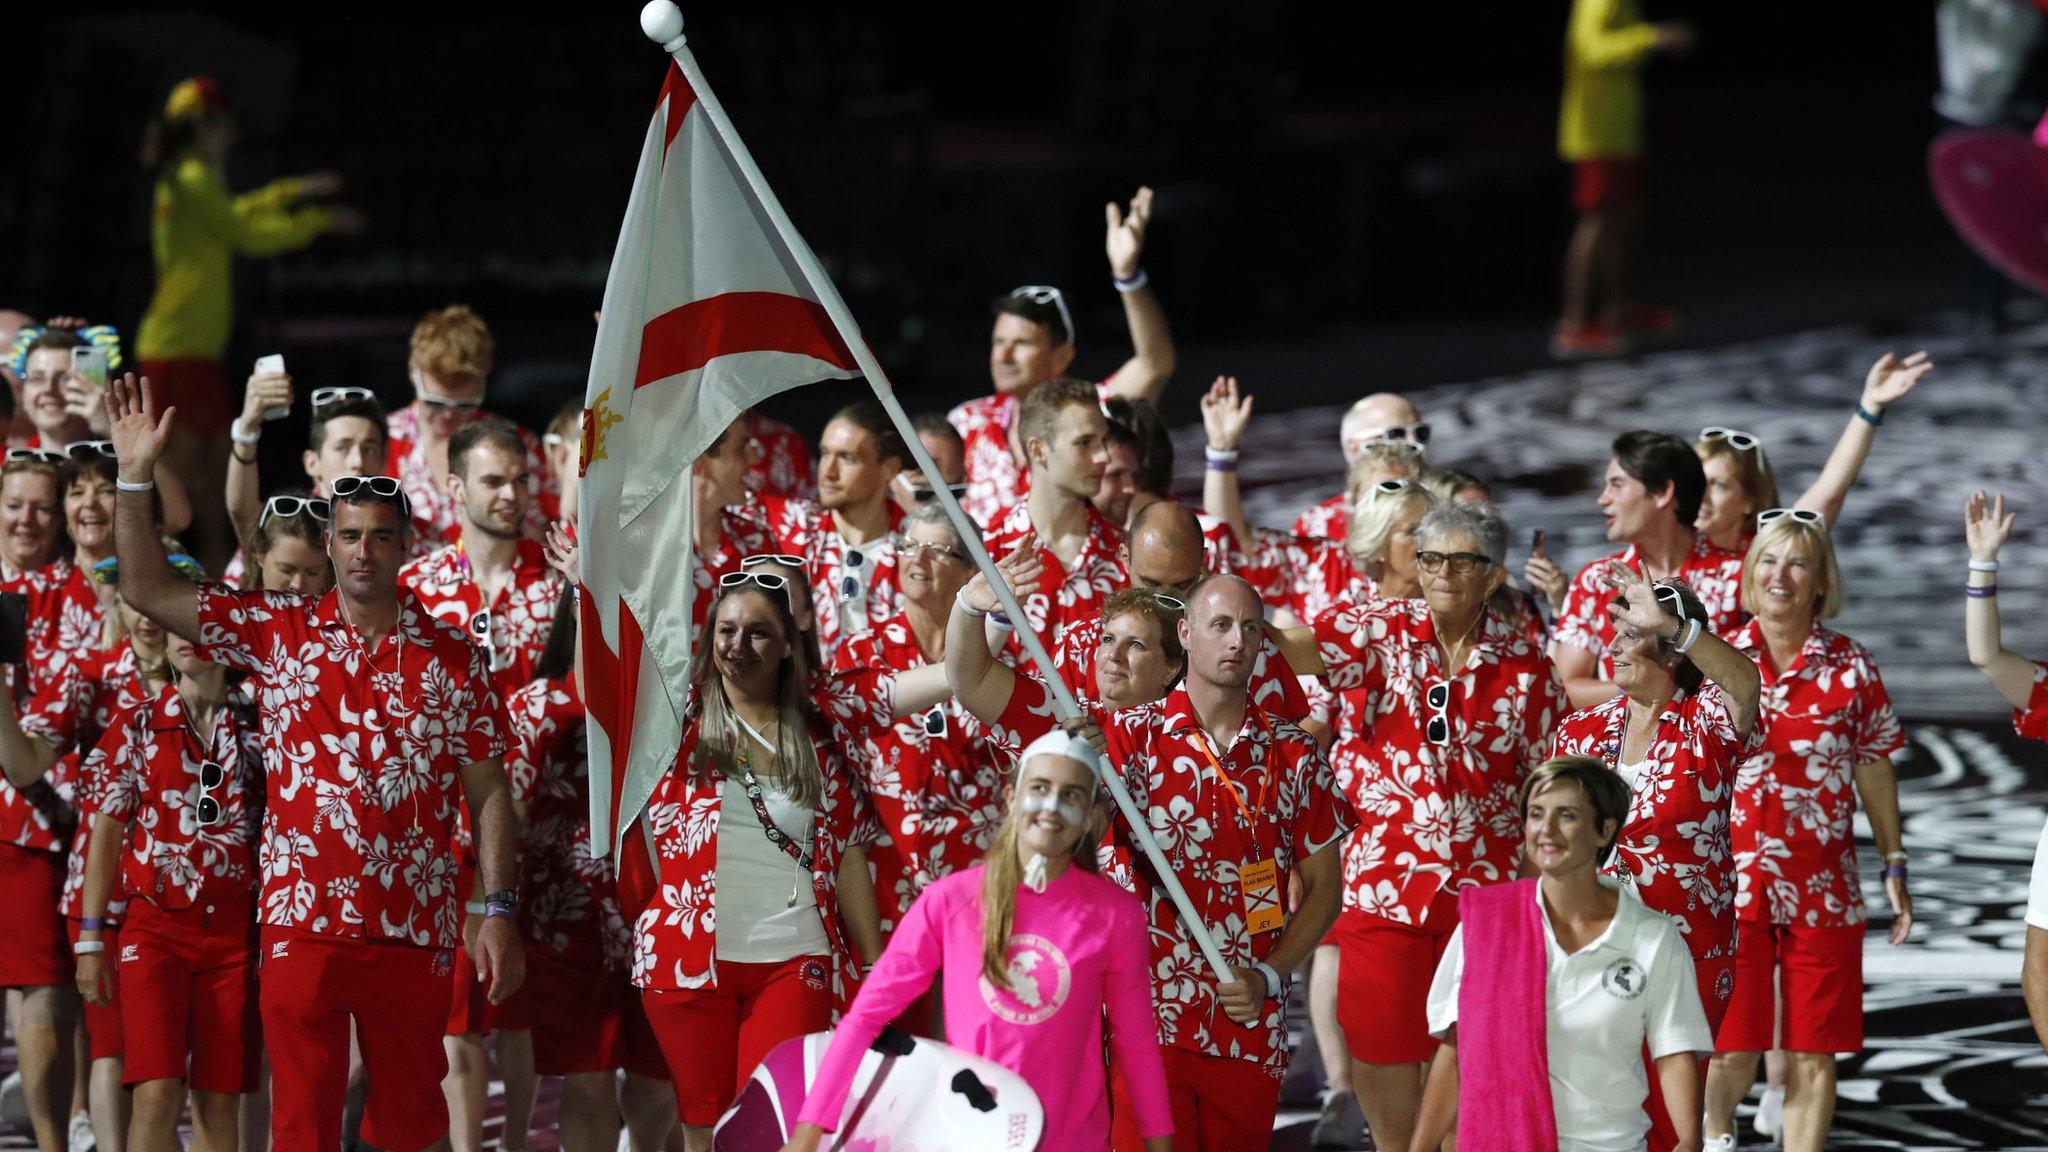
[
  {"xmin": 505, "ymin": 678, "xmax": 630, "ymax": 970},
  {"xmin": 1553, "ymin": 537, "xmax": 1747, "ymax": 676},
  {"xmin": 751, "ymin": 495, "xmax": 905, "ymax": 667},
  {"xmin": 397, "ymin": 538, "xmax": 565, "ymax": 696},
  {"xmin": 1726, "ymin": 622, "xmax": 1905, "ymax": 927},
  {"xmin": 744, "ymin": 412, "xmax": 816, "ymax": 500},
  {"xmin": 1313, "ymin": 596, "xmax": 1568, "ymax": 925},
  {"xmin": 983, "ymin": 502, "xmax": 1129, "ymax": 660},
  {"xmin": 948, "ymin": 382, "xmax": 1114, "ymax": 527},
  {"xmin": 1100, "ymin": 689, "xmax": 1351, "ymax": 1073},
  {"xmin": 195, "ymin": 585, "xmax": 508, "ymax": 948},
  {"xmin": 1550, "ymin": 687, "xmax": 1763, "ymax": 963},
  {"xmin": 385, "ymin": 405, "xmax": 555, "ymax": 554}
]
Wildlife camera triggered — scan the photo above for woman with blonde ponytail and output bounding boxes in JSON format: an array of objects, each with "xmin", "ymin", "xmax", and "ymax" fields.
[{"xmin": 782, "ymin": 732, "xmax": 1174, "ymax": 1152}]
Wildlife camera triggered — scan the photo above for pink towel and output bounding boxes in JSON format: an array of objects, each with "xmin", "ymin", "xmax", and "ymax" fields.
[{"xmin": 1456, "ymin": 879, "xmax": 1558, "ymax": 1152}]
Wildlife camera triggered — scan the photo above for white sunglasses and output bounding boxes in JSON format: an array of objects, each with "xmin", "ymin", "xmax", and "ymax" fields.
[{"xmin": 1008, "ymin": 285, "xmax": 1074, "ymax": 346}]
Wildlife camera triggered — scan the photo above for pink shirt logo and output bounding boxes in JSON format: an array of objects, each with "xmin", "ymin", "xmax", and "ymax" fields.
[{"xmin": 978, "ymin": 933, "xmax": 1070, "ymax": 1026}]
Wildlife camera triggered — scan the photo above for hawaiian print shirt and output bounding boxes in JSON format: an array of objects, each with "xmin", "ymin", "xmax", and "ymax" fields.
[
  {"xmin": 506, "ymin": 678, "xmax": 630, "ymax": 969},
  {"xmin": 397, "ymin": 537, "xmax": 565, "ymax": 696},
  {"xmin": 984, "ymin": 502, "xmax": 1129, "ymax": 662},
  {"xmin": 1554, "ymin": 537, "xmax": 1747, "ymax": 677},
  {"xmin": 948, "ymin": 382, "xmax": 1114, "ymax": 527},
  {"xmin": 385, "ymin": 405, "xmax": 554, "ymax": 554}
]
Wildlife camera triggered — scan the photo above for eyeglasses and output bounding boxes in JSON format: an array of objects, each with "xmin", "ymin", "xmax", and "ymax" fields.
[
  {"xmin": 1007, "ymin": 285, "xmax": 1074, "ymax": 345},
  {"xmin": 721, "ymin": 570, "xmax": 787, "ymax": 592},
  {"xmin": 909, "ymin": 482, "xmax": 970, "ymax": 505},
  {"xmin": 260, "ymin": 496, "xmax": 330, "ymax": 527},
  {"xmin": 195, "ymin": 759, "xmax": 227, "ymax": 827},
  {"xmin": 1756, "ymin": 507, "xmax": 1824, "ymax": 528},
  {"xmin": 415, "ymin": 391, "xmax": 484, "ymax": 412},
  {"xmin": 895, "ymin": 536, "xmax": 969, "ymax": 565},
  {"xmin": 62, "ymin": 440, "xmax": 116, "ymax": 461},
  {"xmin": 311, "ymin": 386, "xmax": 375, "ymax": 412},
  {"xmin": 742, "ymin": 553, "xmax": 806, "ymax": 570},
  {"xmin": 5, "ymin": 448, "xmax": 63, "ymax": 465},
  {"xmin": 1700, "ymin": 426, "xmax": 1761, "ymax": 453},
  {"xmin": 1416, "ymin": 550, "xmax": 1492, "ymax": 575},
  {"xmin": 329, "ymin": 474, "xmax": 412, "ymax": 514},
  {"xmin": 922, "ymin": 704, "xmax": 948, "ymax": 739},
  {"xmin": 1358, "ymin": 423, "xmax": 1432, "ymax": 447},
  {"xmin": 1425, "ymin": 681, "xmax": 1450, "ymax": 746}
]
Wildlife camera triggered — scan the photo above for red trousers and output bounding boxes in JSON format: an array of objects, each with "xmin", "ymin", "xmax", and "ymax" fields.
[
  {"xmin": 259, "ymin": 927, "xmax": 452, "ymax": 1152},
  {"xmin": 641, "ymin": 955, "xmax": 831, "ymax": 1127},
  {"xmin": 1112, "ymin": 1045, "xmax": 1280, "ymax": 1152}
]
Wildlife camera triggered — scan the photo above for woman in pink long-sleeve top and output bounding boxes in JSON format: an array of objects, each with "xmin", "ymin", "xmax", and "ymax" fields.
[{"xmin": 783, "ymin": 731, "xmax": 1175, "ymax": 1152}]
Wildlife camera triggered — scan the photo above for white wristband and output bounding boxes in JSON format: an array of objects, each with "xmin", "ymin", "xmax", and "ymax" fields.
[
  {"xmin": 954, "ymin": 592, "xmax": 989, "ymax": 619},
  {"xmin": 1203, "ymin": 445, "xmax": 1240, "ymax": 462},
  {"xmin": 1253, "ymin": 960, "xmax": 1282, "ymax": 999},
  {"xmin": 1968, "ymin": 559, "xmax": 1999, "ymax": 573},
  {"xmin": 1671, "ymin": 618, "xmax": 1705, "ymax": 655},
  {"xmin": 465, "ymin": 901, "xmax": 489, "ymax": 916},
  {"xmin": 230, "ymin": 424, "xmax": 262, "ymax": 446},
  {"xmin": 116, "ymin": 478, "xmax": 155, "ymax": 494},
  {"xmin": 72, "ymin": 940, "xmax": 105, "ymax": 956},
  {"xmin": 1113, "ymin": 269, "xmax": 1150, "ymax": 293}
]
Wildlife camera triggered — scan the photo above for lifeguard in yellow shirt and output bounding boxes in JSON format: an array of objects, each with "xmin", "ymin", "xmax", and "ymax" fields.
[
  {"xmin": 134, "ymin": 76, "xmax": 362, "ymax": 564},
  {"xmin": 1554, "ymin": 0, "xmax": 1693, "ymax": 359}
]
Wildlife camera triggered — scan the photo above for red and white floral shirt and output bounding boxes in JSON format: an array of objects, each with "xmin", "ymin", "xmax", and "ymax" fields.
[
  {"xmin": 397, "ymin": 537, "xmax": 565, "ymax": 696},
  {"xmin": 1726, "ymin": 622, "xmax": 1905, "ymax": 928},
  {"xmin": 385, "ymin": 405, "xmax": 554, "ymax": 554},
  {"xmin": 833, "ymin": 615, "xmax": 1008, "ymax": 937},
  {"xmin": 196, "ymin": 585, "xmax": 507, "ymax": 949},
  {"xmin": 984, "ymin": 502, "xmax": 1128, "ymax": 659},
  {"xmin": 80, "ymin": 686, "xmax": 264, "ymax": 913},
  {"xmin": 0, "ymin": 635, "xmax": 105, "ymax": 852},
  {"xmin": 2014, "ymin": 662, "xmax": 2048, "ymax": 746},
  {"xmin": 12, "ymin": 556, "xmax": 105, "ymax": 688},
  {"xmin": 1550, "ymin": 687, "xmax": 1763, "ymax": 964},
  {"xmin": 745, "ymin": 412, "xmax": 815, "ymax": 500},
  {"xmin": 1291, "ymin": 493, "xmax": 1348, "ymax": 544},
  {"xmin": 1553, "ymin": 537, "xmax": 1747, "ymax": 677},
  {"xmin": 631, "ymin": 706, "xmax": 876, "ymax": 998},
  {"xmin": 27, "ymin": 644, "xmax": 157, "ymax": 917},
  {"xmin": 506, "ymin": 678, "xmax": 630, "ymax": 969},
  {"xmin": 1055, "ymin": 611, "xmax": 1312, "ymax": 723},
  {"xmin": 1099, "ymin": 689, "xmax": 1351, "ymax": 1074},
  {"xmin": 752, "ymin": 494, "xmax": 904, "ymax": 666},
  {"xmin": 1314, "ymin": 596, "xmax": 1568, "ymax": 925},
  {"xmin": 948, "ymin": 383, "xmax": 1113, "ymax": 526}
]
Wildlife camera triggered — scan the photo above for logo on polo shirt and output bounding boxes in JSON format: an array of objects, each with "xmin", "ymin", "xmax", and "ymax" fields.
[{"xmin": 1602, "ymin": 958, "xmax": 1646, "ymax": 1001}]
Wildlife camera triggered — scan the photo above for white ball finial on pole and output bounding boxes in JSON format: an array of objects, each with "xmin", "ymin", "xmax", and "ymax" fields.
[{"xmin": 640, "ymin": 0, "xmax": 686, "ymax": 52}]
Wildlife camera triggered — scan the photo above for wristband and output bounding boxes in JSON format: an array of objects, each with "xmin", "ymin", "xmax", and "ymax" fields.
[
  {"xmin": 1203, "ymin": 446, "xmax": 1240, "ymax": 462},
  {"xmin": 1253, "ymin": 961, "xmax": 1282, "ymax": 1000},
  {"xmin": 1205, "ymin": 459, "xmax": 1238, "ymax": 473},
  {"xmin": 230, "ymin": 424, "xmax": 262, "ymax": 446},
  {"xmin": 1882, "ymin": 850, "xmax": 1909, "ymax": 864},
  {"xmin": 1854, "ymin": 402, "xmax": 1884, "ymax": 427},
  {"xmin": 484, "ymin": 904, "xmax": 518, "ymax": 921},
  {"xmin": 78, "ymin": 917, "xmax": 108, "ymax": 932},
  {"xmin": 1881, "ymin": 864, "xmax": 1908, "ymax": 880},
  {"xmin": 1966, "ymin": 584, "xmax": 1998, "ymax": 598},
  {"xmin": 72, "ymin": 941, "xmax": 105, "ymax": 956},
  {"xmin": 1671, "ymin": 618, "xmax": 1704, "ymax": 655},
  {"xmin": 116, "ymin": 477, "xmax": 155, "ymax": 493},
  {"xmin": 1968, "ymin": 560, "xmax": 2000, "ymax": 573},
  {"xmin": 1113, "ymin": 269, "xmax": 1149, "ymax": 293},
  {"xmin": 954, "ymin": 592, "xmax": 989, "ymax": 620},
  {"xmin": 465, "ymin": 901, "xmax": 489, "ymax": 916},
  {"xmin": 989, "ymin": 611, "xmax": 1013, "ymax": 630}
]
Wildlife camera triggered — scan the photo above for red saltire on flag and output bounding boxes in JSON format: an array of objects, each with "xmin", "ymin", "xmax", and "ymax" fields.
[{"xmin": 579, "ymin": 60, "xmax": 859, "ymax": 864}]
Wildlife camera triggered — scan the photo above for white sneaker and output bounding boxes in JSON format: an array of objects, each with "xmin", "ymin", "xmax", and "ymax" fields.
[
  {"xmin": 67, "ymin": 1110, "xmax": 95, "ymax": 1152},
  {"xmin": 1704, "ymin": 1134, "xmax": 1737, "ymax": 1152},
  {"xmin": 1753, "ymin": 1086, "xmax": 1785, "ymax": 1141}
]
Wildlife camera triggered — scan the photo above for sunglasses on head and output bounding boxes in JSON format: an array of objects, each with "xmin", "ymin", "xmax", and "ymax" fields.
[
  {"xmin": 1756, "ymin": 507, "xmax": 1824, "ymax": 528},
  {"xmin": 742, "ymin": 553, "xmax": 805, "ymax": 570},
  {"xmin": 260, "ymin": 496, "xmax": 330, "ymax": 528},
  {"xmin": 62, "ymin": 440, "xmax": 116, "ymax": 462},
  {"xmin": 721, "ymin": 570, "xmax": 787, "ymax": 592},
  {"xmin": 415, "ymin": 391, "xmax": 484, "ymax": 412},
  {"xmin": 1653, "ymin": 583, "xmax": 1688, "ymax": 622},
  {"xmin": 1359, "ymin": 423, "xmax": 1431, "ymax": 447},
  {"xmin": 1425, "ymin": 681, "xmax": 1450, "ymax": 746},
  {"xmin": 5, "ymin": 448, "xmax": 64, "ymax": 465},
  {"xmin": 311, "ymin": 386, "xmax": 375, "ymax": 412},
  {"xmin": 1007, "ymin": 284, "xmax": 1075, "ymax": 345},
  {"xmin": 1699, "ymin": 426, "xmax": 1761, "ymax": 453},
  {"xmin": 1147, "ymin": 590, "xmax": 1187, "ymax": 611},
  {"xmin": 328, "ymin": 474, "xmax": 411, "ymax": 514},
  {"xmin": 195, "ymin": 759, "xmax": 227, "ymax": 827}
]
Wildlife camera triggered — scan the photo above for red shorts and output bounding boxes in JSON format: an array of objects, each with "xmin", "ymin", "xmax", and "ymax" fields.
[
  {"xmin": 137, "ymin": 358, "xmax": 232, "ymax": 435},
  {"xmin": 446, "ymin": 941, "xmax": 533, "ymax": 1035},
  {"xmin": 1573, "ymin": 157, "xmax": 1646, "ymax": 214},
  {"xmin": 65, "ymin": 918, "xmax": 122, "ymax": 1061},
  {"xmin": 0, "ymin": 844, "xmax": 70, "ymax": 988},
  {"xmin": 641, "ymin": 955, "xmax": 832, "ymax": 1127},
  {"xmin": 119, "ymin": 901, "xmax": 260, "ymax": 1092},
  {"xmin": 1716, "ymin": 919, "xmax": 1864, "ymax": 1054},
  {"xmin": 1334, "ymin": 893, "xmax": 1461, "ymax": 1064},
  {"xmin": 259, "ymin": 926, "xmax": 453, "ymax": 1152},
  {"xmin": 1112, "ymin": 1045, "xmax": 1280, "ymax": 1152},
  {"xmin": 524, "ymin": 939, "xmax": 666, "ymax": 1079}
]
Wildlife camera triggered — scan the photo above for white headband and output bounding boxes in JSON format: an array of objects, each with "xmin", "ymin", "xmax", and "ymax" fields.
[{"xmin": 1019, "ymin": 730, "xmax": 1101, "ymax": 775}]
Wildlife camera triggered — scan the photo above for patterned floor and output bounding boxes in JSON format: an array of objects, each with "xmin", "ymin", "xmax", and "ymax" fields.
[{"xmin": 7, "ymin": 317, "xmax": 2048, "ymax": 1149}]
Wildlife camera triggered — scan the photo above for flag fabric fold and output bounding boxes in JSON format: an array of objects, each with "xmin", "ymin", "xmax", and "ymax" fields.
[{"xmin": 580, "ymin": 60, "xmax": 860, "ymax": 858}]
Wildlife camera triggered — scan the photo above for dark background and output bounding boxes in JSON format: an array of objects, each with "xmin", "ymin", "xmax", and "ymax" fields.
[{"xmin": 0, "ymin": 3, "xmax": 2020, "ymax": 438}]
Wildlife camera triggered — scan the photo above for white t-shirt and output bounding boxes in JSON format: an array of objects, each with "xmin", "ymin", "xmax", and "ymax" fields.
[
  {"xmin": 714, "ymin": 722, "xmax": 829, "ymax": 963},
  {"xmin": 1426, "ymin": 878, "xmax": 1713, "ymax": 1152}
]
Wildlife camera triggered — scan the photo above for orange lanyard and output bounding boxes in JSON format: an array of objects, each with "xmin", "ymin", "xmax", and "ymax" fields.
[{"xmin": 1187, "ymin": 719, "xmax": 1270, "ymax": 858}]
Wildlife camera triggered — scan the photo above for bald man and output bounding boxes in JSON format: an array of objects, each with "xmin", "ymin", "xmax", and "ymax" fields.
[
  {"xmin": 1293, "ymin": 392, "xmax": 1428, "ymax": 541},
  {"xmin": 1096, "ymin": 574, "xmax": 1349, "ymax": 1152}
]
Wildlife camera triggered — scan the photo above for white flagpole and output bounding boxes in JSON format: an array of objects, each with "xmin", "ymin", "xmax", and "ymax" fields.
[{"xmin": 638, "ymin": 0, "xmax": 1233, "ymax": 984}]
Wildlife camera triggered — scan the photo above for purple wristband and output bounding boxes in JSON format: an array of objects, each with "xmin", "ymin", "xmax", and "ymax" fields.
[
  {"xmin": 1881, "ymin": 863, "xmax": 1908, "ymax": 880},
  {"xmin": 1966, "ymin": 584, "xmax": 1997, "ymax": 598},
  {"xmin": 1205, "ymin": 459, "xmax": 1238, "ymax": 472},
  {"xmin": 484, "ymin": 904, "xmax": 518, "ymax": 921},
  {"xmin": 78, "ymin": 916, "xmax": 108, "ymax": 932}
]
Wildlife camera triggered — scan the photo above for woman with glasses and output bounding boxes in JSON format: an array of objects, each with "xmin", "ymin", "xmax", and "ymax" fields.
[
  {"xmin": 72, "ymin": 563, "xmax": 263, "ymax": 1152},
  {"xmin": 1692, "ymin": 351, "xmax": 1933, "ymax": 554},
  {"xmin": 630, "ymin": 576, "xmax": 885, "ymax": 1149},
  {"xmin": 1549, "ymin": 570, "xmax": 1762, "ymax": 1152},
  {"xmin": 1279, "ymin": 500, "xmax": 1568, "ymax": 1152},
  {"xmin": 1699, "ymin": 509, "xmax": 1909, "ymax": 1152},
  {"xmin": 830, "ymin": 503, "xmax": 1010, "ymax": 963}
]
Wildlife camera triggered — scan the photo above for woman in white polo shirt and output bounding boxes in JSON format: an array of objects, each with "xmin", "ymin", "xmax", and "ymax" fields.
[{"xmin": 1411, "ymin": 757, "xmax": 1712, "ymax": 1152}]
